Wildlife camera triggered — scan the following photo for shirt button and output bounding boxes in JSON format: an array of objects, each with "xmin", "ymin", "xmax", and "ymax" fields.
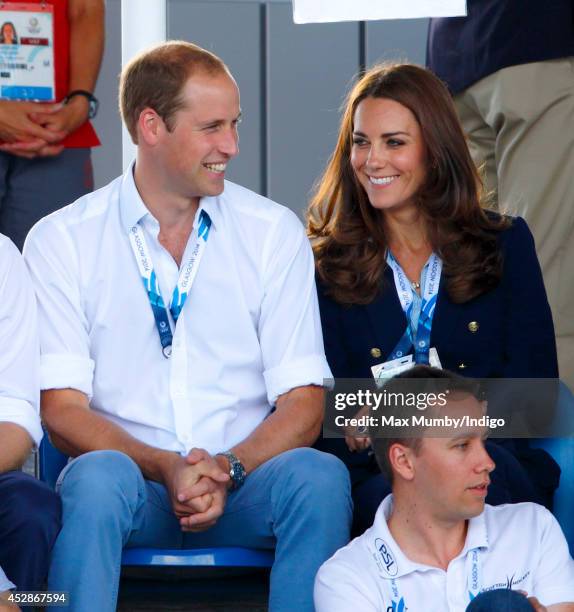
[
  {"xmin": 370, "ymin": 347, "xmax": 382, "ymax": 358},
  {"xmin": 468, "ymin": 321, "xmax": 479, "ymax": 333}
]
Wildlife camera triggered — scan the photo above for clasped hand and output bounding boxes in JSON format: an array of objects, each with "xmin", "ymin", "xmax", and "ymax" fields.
[
  {"xmin": 0, "ymin": 97, "xmax": 89, "ymax": 159},
  {"xmin": 163, "ymin": 448, "xmax": 230, "ymax": 533}
]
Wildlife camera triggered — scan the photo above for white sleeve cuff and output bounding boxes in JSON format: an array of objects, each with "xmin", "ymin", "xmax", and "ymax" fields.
[
  {"xmin": 40, "ymin": 353, "xmax": 95, "ymax": 398},
  {"xmin": 264, "ymin": 354, "xmax": 333, "ymax": 405},
  {"xmin": 0, "ymin": 397, "xmax": 43, "ymax": 446},
  {"xmin": 0, "ymin": 565, "xmax": 15, "ymax": 592}
]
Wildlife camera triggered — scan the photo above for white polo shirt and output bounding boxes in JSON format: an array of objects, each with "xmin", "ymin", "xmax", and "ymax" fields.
[
  {"xmin": 0, "ymin": 234, "xmax": 42, "ymax": 445},
  {"xmin": 315, "ymin": 495, "xmax": 574, "ymax": 612},
  {"xmin": 24, "ymin": 165, "xmax": 331, "ymax": 455}
]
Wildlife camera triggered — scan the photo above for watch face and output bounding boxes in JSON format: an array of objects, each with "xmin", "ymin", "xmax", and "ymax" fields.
[{"xmin": 89, "ymin": 99, "xmax": 99, "ymax": 119}]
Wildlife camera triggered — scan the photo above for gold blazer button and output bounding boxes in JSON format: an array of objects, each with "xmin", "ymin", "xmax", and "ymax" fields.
[
  {"xmin": 370, "ymin": 348, "xmax": 382, "ymax": 358},
  {"xmin": 458, "ymin": 362, "xmax": 467, "ymax": 369},
  {"xmin": 468, "ymin": 321, "xmax": 479, "ymax": 333}
]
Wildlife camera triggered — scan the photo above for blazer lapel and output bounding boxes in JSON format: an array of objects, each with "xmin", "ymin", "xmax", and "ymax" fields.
[
  {"xmin": 430, "ymin": 275, "xmax": 462, "ymax": 350},
  {"xmin": 365, "ymin": 267, "xmax": 407, "ymax": 361}
]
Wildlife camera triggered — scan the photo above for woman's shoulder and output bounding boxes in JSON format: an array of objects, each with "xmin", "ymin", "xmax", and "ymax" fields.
[
  {"xmin": 495, "ymin": 214, "xmax": 534, "ymax": 252},
  {"xmin": 482, "ymin": 210, "xmax": 533, "ymax": 248}
]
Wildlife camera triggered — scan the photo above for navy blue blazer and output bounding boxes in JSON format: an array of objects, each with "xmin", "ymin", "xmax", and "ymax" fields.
[
  {"xmin": 316, "ymin": 216, "xmax": 559, "ymax": 493},
  {"xmin": 318, "ymin": 216, "xmax": 558, "ymax": 382}
]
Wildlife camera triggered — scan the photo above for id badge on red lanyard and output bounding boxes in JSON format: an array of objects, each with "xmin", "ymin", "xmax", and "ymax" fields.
[{"xmin": 0, "ymin": 2, "xmax": 55, "ymax": 101}]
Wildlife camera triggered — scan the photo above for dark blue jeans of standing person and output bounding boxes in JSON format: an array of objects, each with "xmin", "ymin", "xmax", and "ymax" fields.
[
  {"xmin": 0, "ymin": 148, "xmax": 93, "ymax": 250},
  {"xmin": 466, "ymin": 589, "xmax": 536, "ymax": 611},
  {"xmin": 0, "ymin": 471, "xmax": 62, "ymax": 590}
]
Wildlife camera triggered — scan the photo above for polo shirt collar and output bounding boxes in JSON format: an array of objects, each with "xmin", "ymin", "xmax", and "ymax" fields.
[
  {"xmin": 119, "ymin": 160, "xmax": 222, "ymax": 234},
  {"xmin": 370, "ymin": 495, "xmax": 489, "ymax": 580},
  {"xmin": 461, "ymin": 508, "xmax": 489, "ymax": 554},
  {"xmin": 370, "ymin": 495, "xmax": 433, "ymax": 580}
]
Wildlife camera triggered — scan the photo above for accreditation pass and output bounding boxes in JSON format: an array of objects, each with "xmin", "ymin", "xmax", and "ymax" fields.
[{"xmin": 0, "ymin": 3, "xmax": 55, "ymax": 100}]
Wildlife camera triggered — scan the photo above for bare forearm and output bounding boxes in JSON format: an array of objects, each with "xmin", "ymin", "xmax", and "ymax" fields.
[
  {"xmin": 43, "ymin": 392, "xmax": 178, "ymax": 483},
  {"xmin": 230, "ymin": 385, "xmax": 324, "ymax": 474},
  {"xmin": 68, "ymin": 0, "xmax": 104, "ymax": 93},
  {"xmin": 0, "ymin": 423, "xmax": 32, "ymax": 472}
]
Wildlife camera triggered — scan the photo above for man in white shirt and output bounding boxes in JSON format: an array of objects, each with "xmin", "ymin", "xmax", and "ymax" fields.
[
  {"xmin": 315, "ymin": 366, "xmax": 574, "ymax": 612},
  {"xmin": 0, "ymin": 234, "xmax": 61, "ymax": 607},
  {"xmin": 24, "ymin": 41, "xmax": 352, "ymax": 612}
]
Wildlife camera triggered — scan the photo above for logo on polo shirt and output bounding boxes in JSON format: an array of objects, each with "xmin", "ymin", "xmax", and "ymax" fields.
[
  {"xmin": 375, "ymin": 538, "xmax": 398, "ymax": 577},
  {"xmin": 482, "ymin": 570, "xmax": 531, "ymax": 593},
  {"xmin": 386, "ymin": 597, "xmax": 407, "ymax": 612}
]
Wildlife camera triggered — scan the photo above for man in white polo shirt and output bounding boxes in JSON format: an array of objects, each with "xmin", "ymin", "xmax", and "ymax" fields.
[
  {"xmin": 315, "ymin": 367, "xmax": 574, "ymax": 612},
  {"xmin": 24, "ymin": 41, "xmax": 351, "ymax": 612},
  {"xmin": 0, "ymin": 234, "xmax": 61, "ymax": 605}
]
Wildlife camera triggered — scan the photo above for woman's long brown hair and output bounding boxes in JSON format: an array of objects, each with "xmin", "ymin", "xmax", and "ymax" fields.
[{"xmin": 307, "ymin": 63, "xmax": 508, "ymax": 305}]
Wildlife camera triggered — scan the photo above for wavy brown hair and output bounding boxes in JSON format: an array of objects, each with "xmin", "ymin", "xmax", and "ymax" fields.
[{"xmin": 307, "ymin": 63, "xmax": 508, "ymax": 305}]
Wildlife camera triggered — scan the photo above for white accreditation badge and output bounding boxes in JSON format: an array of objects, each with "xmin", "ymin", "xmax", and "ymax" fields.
[
  {"xmin": 371, "ymin": 347, "xmax": 442, "ymax": 386},
  {"xmin": 0, "ymin": 3, "xmax": 55, "ymax": 101}
]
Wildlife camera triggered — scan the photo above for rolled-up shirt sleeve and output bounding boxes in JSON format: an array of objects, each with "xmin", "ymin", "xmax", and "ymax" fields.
[
  {"xmin": 0, "ymin": 564, "xmax": 15, "ymax": 592},
  {"xmin": 259, "ymin": 209, "xmax": 332, "ymax": 405},
  {"xmin": 23, "ymin": 218, "xmax": 95, "ymax": 398},
  {"xmin": 0, "ymin": 236, "xmax": 42, "ymax": 446}
]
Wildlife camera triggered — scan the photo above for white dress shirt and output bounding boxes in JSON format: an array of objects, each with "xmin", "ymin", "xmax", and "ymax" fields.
[
  {"xmin": 0, "ymin": 565, "xmax": 14, "ymax": 592},
  {"xmin": 24, "ymin": 164, "xmax": 331, "ymax": 455},
  {"xmin": 315, "ymin": 495, "xmax": 574, "ymax": 611},
  {"xmin": 0, "ymin": 234, "xmax": 42, "ymax": 445}
]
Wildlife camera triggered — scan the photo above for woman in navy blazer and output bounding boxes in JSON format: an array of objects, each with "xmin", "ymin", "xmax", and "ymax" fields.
[{"xmin": 307, "ymin": 63, "xmax": 559, "ymax": 533}]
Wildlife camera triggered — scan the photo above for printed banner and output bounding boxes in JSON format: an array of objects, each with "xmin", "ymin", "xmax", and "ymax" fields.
[{"xmin": 293, "ymin": 0, "xmax": 466, "ymax": 24}]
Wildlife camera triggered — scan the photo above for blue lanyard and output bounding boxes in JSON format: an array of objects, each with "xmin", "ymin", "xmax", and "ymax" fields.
[
  {"xmin": 128, "ymin": 209, "xmax": 212, "ymax": 358},
  {"xmin": 386, "ymin": 252, "xmax": 442, "ymax": 364}
]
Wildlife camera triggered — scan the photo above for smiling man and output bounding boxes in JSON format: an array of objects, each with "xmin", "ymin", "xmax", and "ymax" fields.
[
  {"xmin": 314, "ymin": 366, "xmax": 574, "ymax": 612},
  {"xmin": 23, "ymin": 41, "xmax": 351, "ymax": 612}
]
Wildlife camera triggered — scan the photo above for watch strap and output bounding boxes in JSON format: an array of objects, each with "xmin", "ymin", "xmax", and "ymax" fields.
[
  {"xmin": 64, "ymin": 90, "xmax": 99, "ymax": 119},
  {"xmin": 217, "ymin": 451, "xmax": 246, "ymax": 490}
]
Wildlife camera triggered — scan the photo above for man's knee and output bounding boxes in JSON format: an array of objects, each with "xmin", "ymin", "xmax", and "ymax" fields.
[
  {"xmin": 275, "ymin": 448, "xmax": 351, "ymax": 502},
  {"xmin": 58, "ymin": 450, "xmax": 144, "ymax": 519}
]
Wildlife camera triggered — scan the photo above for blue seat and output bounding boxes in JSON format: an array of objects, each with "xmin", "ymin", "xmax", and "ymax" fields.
[
  {"xmin": 531, "ymin": 381, "xmax": 574, "ymax": 556},
  {"xmin": 38, "ymin": 436, "xmax": 274, "ymax": 568}
]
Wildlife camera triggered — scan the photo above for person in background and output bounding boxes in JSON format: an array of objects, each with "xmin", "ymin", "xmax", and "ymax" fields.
[
  {"xmin": 307, "ymin": 62, "xmax": 559, "ymax": 534},
  {"xmin": 0, "ymin": 234, "xmax": 61, "ymax": 606},
  {"xmin": 314, "ymin": 366, "xmax": 574, "ymax": 612},
  {"xmin": 427, "ymin": 0, "xmax": 574, "ymax": 391},
  {"xmin": 0, "ymin": 0, "xmax": 104, "ymax": 250}
]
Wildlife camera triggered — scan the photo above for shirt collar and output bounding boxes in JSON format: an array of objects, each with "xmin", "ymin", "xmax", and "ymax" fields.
[
  {"xmin": 119, "ymin": 160, "xmax": 222, "ymax": 234},
  {"xmin": 369, "ymin": 495, "xmax": 489, "ymax": 580},
  {"xmin": 462, "ymin": 507, "xmax": 489, "ymax": 554}
]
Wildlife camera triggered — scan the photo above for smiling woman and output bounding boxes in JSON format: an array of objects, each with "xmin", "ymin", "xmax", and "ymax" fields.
[{"xmin": 306, "ymin": 63, "xmax": 559, "ymax": 534}]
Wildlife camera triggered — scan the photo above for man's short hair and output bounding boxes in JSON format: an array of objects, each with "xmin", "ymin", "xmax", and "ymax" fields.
[
  {"xmin": 119, "ymin": 40, "xmax": 229, "ymax": 144},
  {"xmin": 370, "ymin": 365, "xmax": 482, "ymax": 483}
]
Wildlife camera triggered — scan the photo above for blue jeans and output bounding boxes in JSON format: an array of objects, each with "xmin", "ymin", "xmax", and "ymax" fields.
[
  {"xmin": 466, "ymin": 589, "xmax": 535, "ymax": 611},
  {"xmin": 48, "ymin": 448, "xmax": 352, "ymax": 612}
]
